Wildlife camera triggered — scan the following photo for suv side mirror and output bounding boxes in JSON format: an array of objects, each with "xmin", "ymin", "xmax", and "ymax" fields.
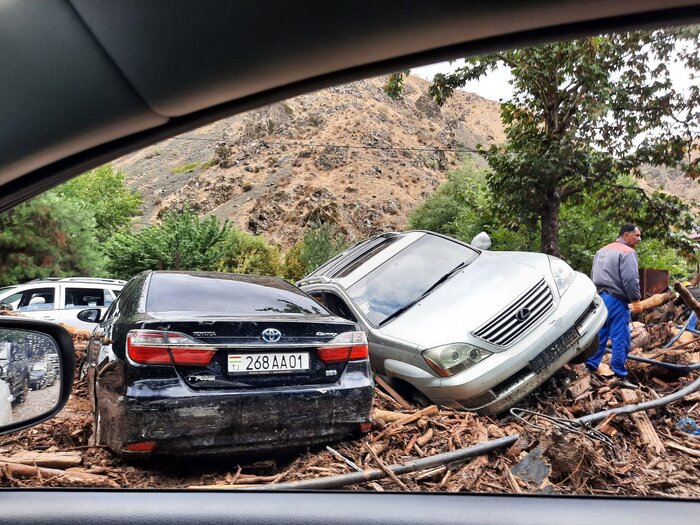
[
  {"xmin": 0, "ymin": 318, "xmax": 74, "ymax": 434},
  {"xmin": 471, "ymin": 231, "xmax": 492, "ymax": 250},
  {"xmin": 77, "ymin": 308, "xmax": 103, "ymax": 324}
]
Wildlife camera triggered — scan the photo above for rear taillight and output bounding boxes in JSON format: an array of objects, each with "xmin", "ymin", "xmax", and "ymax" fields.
[
  {"xmin": 317, "ymin": 331, "xmax": 369, "ymax": 363},
  {"xmin": 127, "ymin": 330, "xmax": 215, "ymax": 366}
]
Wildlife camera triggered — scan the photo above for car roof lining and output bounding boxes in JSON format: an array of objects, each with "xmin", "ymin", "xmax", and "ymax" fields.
[{"xmin": 1, "ymin": 1, "xmax": 699, "ymax": 213}]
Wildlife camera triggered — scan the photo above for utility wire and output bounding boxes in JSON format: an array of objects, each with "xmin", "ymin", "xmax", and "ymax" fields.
[{"xmin": 169, "ymin": 135, "xmax": 481, "ymax": 155}]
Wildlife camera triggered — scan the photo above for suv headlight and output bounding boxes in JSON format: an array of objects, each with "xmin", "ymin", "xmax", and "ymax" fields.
[
  {"xmin": 548, "ymin": 256, "xmax": 575, "ymax": 296},
  {"xmin": 422, "ymin": 343, "xmax": 491, "ymax": 378}
]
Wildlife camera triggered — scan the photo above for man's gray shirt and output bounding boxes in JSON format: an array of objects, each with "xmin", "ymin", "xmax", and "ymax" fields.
[{"xmin": 591, "ymin": 237, "xmax": 641, "ymax": 303}]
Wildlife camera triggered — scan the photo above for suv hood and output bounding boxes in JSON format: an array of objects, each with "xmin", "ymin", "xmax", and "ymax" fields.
[{"xmin": 378, "ymin": 251, "xmax": 554, "ymax": 350}]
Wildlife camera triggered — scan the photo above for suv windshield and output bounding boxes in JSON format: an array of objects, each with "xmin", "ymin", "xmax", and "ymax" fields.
[{"xmin": 346, "ymin": 234, "xmax": 478, "ymax": 325}]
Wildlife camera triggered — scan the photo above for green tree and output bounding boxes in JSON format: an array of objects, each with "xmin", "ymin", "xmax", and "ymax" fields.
[
  {"xmin": 387, "ymin": 29, "xmax": 699, "ymax": 256},
  {"xmin": 104, "ymin": 208, "xmax": 229, "ymax": 279},
  {"xmin": 298, "ymin": 222, "xmax": 348, "ymax": 275},
  {"xmin": 53, "ymin": 164, "xmax": 142, "ymax": 243},
  {"xmin": 0, "ymin": 194, "xmax": 102, "ymax": 285},
  {"xmin": 216, "ymin": 228, "xmax": 282, "ymax": 276},
  {"xmin": 410, "ymin": 160, "xmax": 694, "ymax": 277}
]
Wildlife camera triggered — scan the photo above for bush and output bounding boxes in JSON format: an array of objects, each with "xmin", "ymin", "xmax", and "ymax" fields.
[
  {"xmin": 298, "ymin": 222, "xmax": 348, "ymax": 275},
  {"xmin": 216, "ymin": 228, "xmax": 282, "ymax": 276},
  {"xmin": 104, "ymin": 208, "xmax": 229, "ymax": 279},
  {"xmin": 282, "ymin": 242, "xmax": 306, "ymax": 282}
]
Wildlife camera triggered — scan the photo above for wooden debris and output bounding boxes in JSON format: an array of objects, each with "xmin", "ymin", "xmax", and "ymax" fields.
[
  {"xmin": 638, "ymin": 291, "xmax": 675, "ymax": 313},
  {"xmin": 674, "ymin": 282, "xmax": 700, "ymax": 319},
  {"xmin": 373, "ymin": 375, "xmax": 412, "ymax": 410},
  {"xmin": 620, "ymin": 389, "xmax": 665, "ymax": 454},
  {"xmin": 665, "ymin": 441, "xmax": 700, "ymax": 458},
  {"xmin": 0, "ymin": 451, "xmax": 82, "ymax": 469},
  {"xmin": 567, "ymin": 374, "xmax": 591, "ymax": 398},
  {"xmin": 0, "ymin": 460, "xmax": 118, "ymax": 487}
]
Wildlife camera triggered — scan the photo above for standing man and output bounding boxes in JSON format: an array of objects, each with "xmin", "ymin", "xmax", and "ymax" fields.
[{"xmin": 586, "ymin": 224, "xmax": 642, "ymax": 385}]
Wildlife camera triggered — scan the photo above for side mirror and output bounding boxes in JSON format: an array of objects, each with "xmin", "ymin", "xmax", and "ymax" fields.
[
  {"xmin": 0, "ymin": 317, "xmax": 74, "ymax": 435},
  {"xmin": 471, "ymin": 231, "xmax": 492, "ymax": 250},
  {"xmin": 77, "ymin": 308, "xmax": 103, "ymax": 324}
]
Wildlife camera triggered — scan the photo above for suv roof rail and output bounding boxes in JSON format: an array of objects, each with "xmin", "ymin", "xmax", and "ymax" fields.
[{"xmin": 27, "ymin": 277, "xmax": 127, "ymax": 285}]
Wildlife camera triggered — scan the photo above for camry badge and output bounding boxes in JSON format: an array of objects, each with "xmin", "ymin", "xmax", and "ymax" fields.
[
  {"xmin": 515, "ymin": 308, "xmax": 532, "ymax": 322},
  {"xmin": 261, "ymin": 328, "xmax": 282, "ymax": 343}
]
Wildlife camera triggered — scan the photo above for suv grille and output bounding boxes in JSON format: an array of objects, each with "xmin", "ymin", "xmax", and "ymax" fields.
[{"xmin": 473, "ymin": 279, "xmax": 554, "ymax": 347}]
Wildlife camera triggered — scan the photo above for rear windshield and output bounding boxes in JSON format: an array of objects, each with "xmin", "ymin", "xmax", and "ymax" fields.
[{"xmin": 146, "ymin": 273, "xmax": 329, "ymax": 315}]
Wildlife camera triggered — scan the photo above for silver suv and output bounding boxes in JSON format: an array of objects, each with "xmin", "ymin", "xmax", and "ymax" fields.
[
  {"xmin": 0, "ymin": 277, "xmax": 125, "ymax": 331},
  {"xmin": 298, "ymin": 231, "xmax": 607, "ymax": 414}
]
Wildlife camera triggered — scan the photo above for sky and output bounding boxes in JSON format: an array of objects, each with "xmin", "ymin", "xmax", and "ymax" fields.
[{"xmin": 412, "ymin": 57, "xmax": 694, "ymax": 102}]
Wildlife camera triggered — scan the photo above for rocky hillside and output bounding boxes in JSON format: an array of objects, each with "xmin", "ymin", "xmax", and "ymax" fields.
[
  {"xmin": 113, "ymin": 75, "xmax": 698, "ymax": 249},
  {"xmin": 114, "ymin": 76, "xmax": 504, "ymax": 248}
]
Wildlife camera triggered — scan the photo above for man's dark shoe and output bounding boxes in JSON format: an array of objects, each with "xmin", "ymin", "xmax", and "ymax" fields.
[{"xmin": 610, "ymin": 375, "xmax": 638, "ymax": 390}]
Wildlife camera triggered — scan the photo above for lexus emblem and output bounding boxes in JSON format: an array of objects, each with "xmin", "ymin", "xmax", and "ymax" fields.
[
  {"xmin": 261, "ymin": 328, "xmax": 282, "ymax": 343},
  {"xmin": 515, "ymin": 308, "xmax": 532, "ymax": 322}
]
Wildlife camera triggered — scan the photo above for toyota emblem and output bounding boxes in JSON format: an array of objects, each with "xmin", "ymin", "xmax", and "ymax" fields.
[
  {"xmin": 261, "ymin": 328, "xmax": 282, "ymax": 343},
  {"xmin": 515, "ymin": 308, "xmax": 532, "ymax": 322}
]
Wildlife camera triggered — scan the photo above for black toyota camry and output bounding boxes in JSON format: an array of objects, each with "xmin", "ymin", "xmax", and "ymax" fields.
[{"xmin": 80, "ymin": 270, "xmax": 374, "ymax": 457}]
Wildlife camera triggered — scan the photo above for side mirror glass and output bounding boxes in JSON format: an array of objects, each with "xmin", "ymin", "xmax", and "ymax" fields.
[
  {"xmin": 77, "ymin": 308, "xmax": 102, "ymax": 324},
  {"xmin": 471, "ymin": 231, "xmax": 492, "ymax": 250},
  {"xmin": 0, "ymin": 319, "xmax": 73, "ymax": 434},
  {"xmin": 0, "ymin": 330, "xmax": 60, "ymax": 427}
]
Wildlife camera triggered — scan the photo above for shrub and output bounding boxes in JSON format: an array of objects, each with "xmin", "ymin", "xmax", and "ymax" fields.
[{"xmin": 216, "ymin": 228, "xmax": 282, "ymax": 276}]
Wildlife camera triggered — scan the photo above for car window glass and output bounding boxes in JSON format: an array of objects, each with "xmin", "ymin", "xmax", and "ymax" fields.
[
  {"xmin": 333, "ymin": 236, "xmax": 401, "ymax": 278},
  {"xmin": 146, "ymin": 273, "xmax": 329, "ymax": 315},
  {"xmin": 346, "ymin": 235, "xmax": 478, "ymax": 325},
  {"xmin": 64, "ymin": 287, "xmax": 107, "ymax": 309},
  {"xmin": 0, "ymin": 292, "xmax": 22, "ymax": 309},
  {"xmin": 104, "ymin": 289, "xmax": 115, "ymax": 306},
  {"xmin": 16, "ymin": 288, "xmax": 55, "ymax": 311}
]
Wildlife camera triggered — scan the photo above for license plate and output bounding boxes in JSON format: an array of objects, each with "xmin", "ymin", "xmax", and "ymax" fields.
[
  {"xmin": 529, "ymin": 328, "xmax": 580, "ymax": 373},
  {"xmin": 228, "ymin": 352, "xmax": 310, "ymax": 374}
]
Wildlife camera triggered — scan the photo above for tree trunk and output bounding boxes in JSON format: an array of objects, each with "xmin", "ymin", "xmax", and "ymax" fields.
[{"xmin": 539, "ymin": 192, "xmax": 561, "ymax": 257}]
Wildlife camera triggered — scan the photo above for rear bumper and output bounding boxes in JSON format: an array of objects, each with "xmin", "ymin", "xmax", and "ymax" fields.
[{"xmin": 98, "ymin": 363, "xmax": 374, "ymax": 457}]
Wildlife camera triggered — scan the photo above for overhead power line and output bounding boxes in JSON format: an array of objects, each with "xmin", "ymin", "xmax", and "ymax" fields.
[{"xmin": 169, "ymin": 135, "xmax": 481, "ymax": 155}]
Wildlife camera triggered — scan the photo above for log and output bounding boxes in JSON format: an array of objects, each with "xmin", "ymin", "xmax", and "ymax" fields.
[
  {"xmin": 619, "ymin": 389, "xmax": 665, "ymax": 454},
  {"xmin": 373, "ymin": 376, "xmax": 412, "ymax": 410},
  {"xmin": 416, "ymin": 428, "xmax": 434, "ymax": 448},
  {"xmin": 674, "ymin": 282, "xmax": 700, "ymax": 319},
  {"xmin": 665, "ymin": 441, "xmax": 700, "ymax": 458},
  {"xmin": 690, "ymin": 271, "xmax": 700, "ymax": 288},
  {"xmin": 372, "ymin": 409, "xmax": 410, "ymax": 423},
  {"xmin": 638, "ymin": 291, "xmax": 675, "ymax": 313},
  {"xmin": 0, "ymin": 461, "xmax": 118, "ymax": 487},
  {"xmin": 372, "ymin": 406, "xmax": 439, "ymax": 442},
  {"xmin": 1, "ymin": 451, "xmax": 82, "ymax": 469}
]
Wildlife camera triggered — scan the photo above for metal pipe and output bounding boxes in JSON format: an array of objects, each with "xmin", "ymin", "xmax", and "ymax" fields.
[
  {"xmin": 626, "ymin": 353, "xmax": 700, "ymax": 372},
  {"xmin": 664, "ymin": 319, "xmax": 690, "ymax": 348},
  {"xmin": 578, "ymin": 374, "xmax": 700, "ymax": 425},
  {"xmin": 254, "ymin": 435, "xmax": 518, "ymax": 490}
]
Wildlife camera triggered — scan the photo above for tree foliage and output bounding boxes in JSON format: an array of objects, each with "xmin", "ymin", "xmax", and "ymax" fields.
[
  {"xmin": 301, "ymin": 223, "xmax": 348, "ymax": 274},
  {"xmin": 52, "ymin": 164, "xmax": 142, "ymax": 243},
  {"xmin": 0, "ymin": 195, "xmax": 102, "ymax": 286},
  {"xmin": 409, "ymin": 160, "xmax": 694, "ymax": 277},
  {"xmin": 387, "ymin": 29, "xmax": 700, "ymax": 256},
  {"xmin": 217, "ymin": 228, "xmax": 282, "ymax": 276},
  {"xmin": 104, "ymin": 208, "xmax": 229, "ymax": 279}
]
